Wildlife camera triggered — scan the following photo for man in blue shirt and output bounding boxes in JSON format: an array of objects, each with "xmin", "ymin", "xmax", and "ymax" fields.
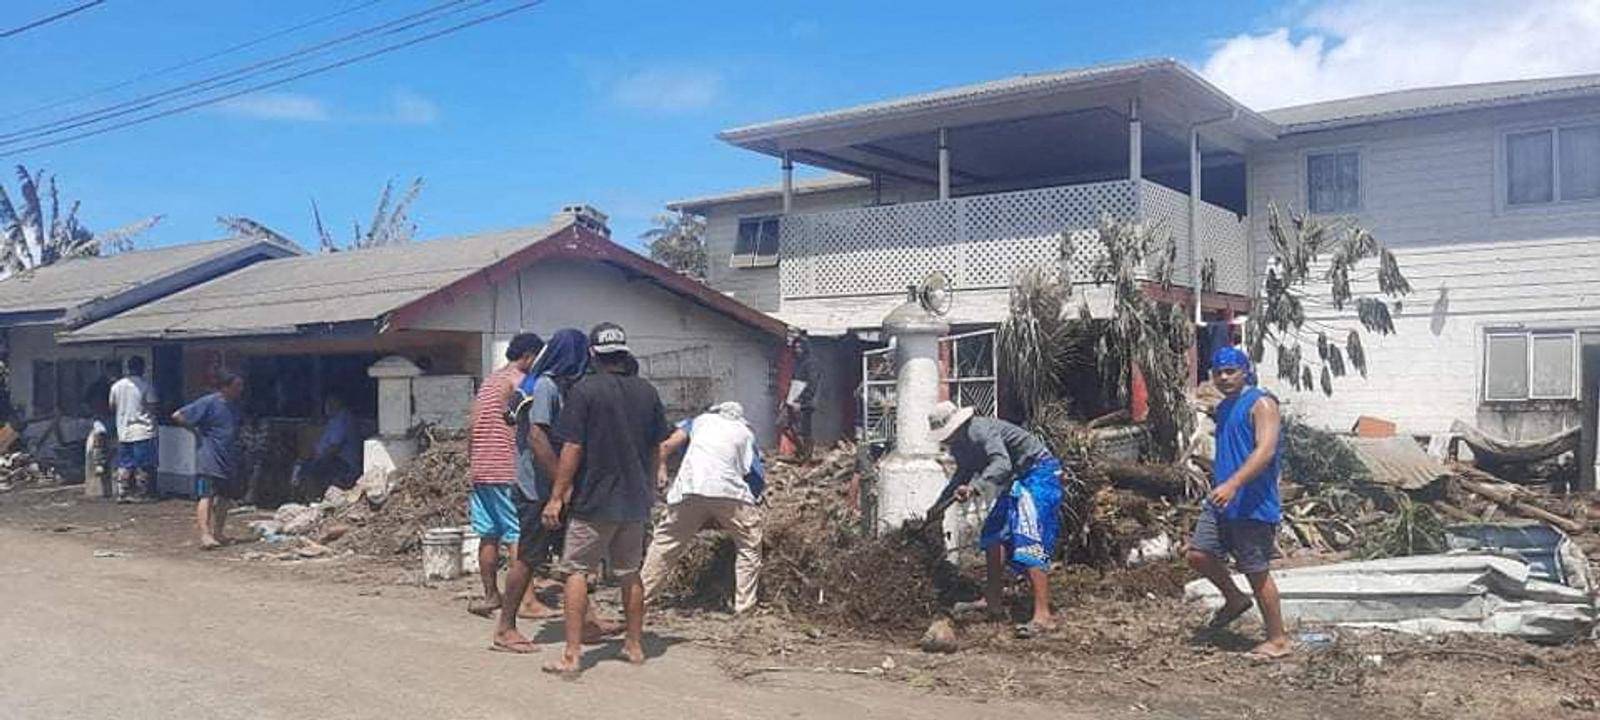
[
  {"xmin": 172, "ymin": 373, "xmax": 246, "ymax": 550},
  {"xmin": 298, "ymin": 395, "xmax": 361, "ymax": 499},
  {"xmin": 1185, "ymin": 347, "xmax": 1290, "ymax": 660}
]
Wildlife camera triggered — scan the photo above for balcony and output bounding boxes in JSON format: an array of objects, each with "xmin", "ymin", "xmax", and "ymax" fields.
[{"xmin": 776, "ymin": 178, "xmax": 1249, "ymax": 301}]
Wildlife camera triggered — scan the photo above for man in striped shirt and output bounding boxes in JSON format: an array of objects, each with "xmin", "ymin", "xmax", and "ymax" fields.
[{"xmin": 467, "ymin": 333, "xmax": 544, "ymax": 617}]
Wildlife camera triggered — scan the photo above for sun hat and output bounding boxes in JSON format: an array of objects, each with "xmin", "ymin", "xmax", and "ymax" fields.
[{"xmin": 928, "ymin": 400, "xmax": 976, "ymax": 443}]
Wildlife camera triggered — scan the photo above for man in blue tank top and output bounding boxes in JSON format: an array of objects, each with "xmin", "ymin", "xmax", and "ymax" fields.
[{"xmin": 1186, "ymin": 346, "xmax": 1291, "ymax": 659}]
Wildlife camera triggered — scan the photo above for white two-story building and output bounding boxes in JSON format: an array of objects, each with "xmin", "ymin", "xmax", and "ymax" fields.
[{"xmin": 669, "ymin": 59, "xmax": 1600, "ymax": 490}]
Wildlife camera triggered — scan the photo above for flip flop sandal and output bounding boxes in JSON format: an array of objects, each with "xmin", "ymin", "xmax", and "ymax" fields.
[
  {"xmin": 1244, "ymin": 649, "xmax": 1292, "ymax": 663},
  {"xmin": 1014, "ymin": 622, "xmax": 1040, "ymax": 640},
  {"xmin": 541, "ymin": 660, "xmax": 582, "ymax": 678},
  {"xmin": 1207, "ymin": 601, "xmax": 1252, "ymax": 629},
  {"xmin": 489, "ymin": 639, "xmax": 537, "ymax": 654},
  {"xmin": 467, "ymin": 600, "xmax": 500, "ymax": 617}
]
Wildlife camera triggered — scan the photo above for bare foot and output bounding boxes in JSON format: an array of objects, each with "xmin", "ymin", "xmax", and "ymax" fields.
[
  {"xmin": 199, "ymin": 536, "xmax": 221, "ymax": 550},
  {"xmin": 581, "ymin": 620, "xmax": 623, "ymax": 645},
  {"xmin": 620, "ymin": 642, "xmax": 645, "ymax": 665},
  {"xmin": 1246, "ymin": 638, "xmax": 1293, "ymax": 661},
  {"xmin": 490, "ymin": 628, "xmax": 537, "ymax": 654},
  {"xmin": 1207, "ymin": 596, "xmax": 1253, "ymax": 629},
  {"xmin": 468, "ymin": 597, "xmax": 502, "ymax": 618},
  {"xmin": 541, "ymin": 652, "xmax": 582, "ymax": 677}
]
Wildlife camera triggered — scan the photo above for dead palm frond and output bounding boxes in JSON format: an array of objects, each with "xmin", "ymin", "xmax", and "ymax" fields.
[
  {"xmin": 642, "ymin": 211, "xmax": 708, "ymax": 278},
  {"xmin": 217, "ymin": 216, "xmax": 294, "ymax": 246},
  {"xmin": 0, "ymin": 165, "xmax": 160, "ymax": 275}
]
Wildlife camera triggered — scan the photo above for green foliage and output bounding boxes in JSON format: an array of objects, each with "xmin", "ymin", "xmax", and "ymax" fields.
[
  {"xmin": 1281, "ymin": 416, "xmax": 1370, "ymax": 489},
  {"xmin": 642, "ymin": 211, "xmax": 707, "ymax": 278},
  {"xmin": 1246, "ymin": 202, "xmax": 1409, "ymax": 395},
  {"xmin": 0, "ymin": 165, "xmax": 160, "ymax": 275},
  {"xmin": 1357, "ymin": 496, "xmax": 1448, "ymax": 559}
]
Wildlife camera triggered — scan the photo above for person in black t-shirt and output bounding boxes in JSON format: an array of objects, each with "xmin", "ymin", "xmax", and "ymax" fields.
[{"xmin": 540, "ymin": 323, "xmax": 670, "ymax": 676}]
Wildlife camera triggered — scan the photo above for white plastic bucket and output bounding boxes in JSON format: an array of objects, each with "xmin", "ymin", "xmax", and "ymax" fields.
[
  {"xmin": 421, "ymin": 527, "xmax": 464, "ymax": 580},
  {"xmin": 460, "ymin": 526, "xmax": 481, "ymax": 574}
]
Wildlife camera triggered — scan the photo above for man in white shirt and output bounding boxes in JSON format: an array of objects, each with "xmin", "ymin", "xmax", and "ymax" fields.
[
  {"xmin": 108, "ymin": 356, "xmax": 159, "ymax": 502},
  {"xmin": 640, "ymin": 402, "xmax": 765, "ymax": 614}
]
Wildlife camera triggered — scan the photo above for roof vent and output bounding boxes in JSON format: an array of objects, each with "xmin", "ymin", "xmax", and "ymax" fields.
[{"xmin": 554, "ymin": 204, "xmax": 610, "ymax": 237}]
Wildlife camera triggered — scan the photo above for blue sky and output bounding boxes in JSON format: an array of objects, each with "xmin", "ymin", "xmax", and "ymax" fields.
[{"xmin": 4, "ymin": 0, "xmax": 1598, "ymax": 252}]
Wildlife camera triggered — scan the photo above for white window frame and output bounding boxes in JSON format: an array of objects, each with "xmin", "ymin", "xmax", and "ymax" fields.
[
  {"xmin": 1482, "ymin": 329, "xmax": 1579, "ymax": 401},
  {"xmin": 1497, "ymin": 118, "xmax": 1600, "ymax": 213},
  {"xmin": 1303, "ymin": 146, "xmax": 1363, "ymax": 215},
  {"xmin": 729, "ymin": 215, "xmax": 780, "ymax": 269}
]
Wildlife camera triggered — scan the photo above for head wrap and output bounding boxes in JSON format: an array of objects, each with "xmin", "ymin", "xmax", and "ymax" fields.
[
  {"xmin": 1209, "ymin": 346, "xmax": 1257, "ymax": 386},
  {"xmin": 527, "ymin": 328, "xmax": 589, "ymax": 381},
  {"xmin": 710, "ymin": 401, "xmax": 745, "ymax": 423}
]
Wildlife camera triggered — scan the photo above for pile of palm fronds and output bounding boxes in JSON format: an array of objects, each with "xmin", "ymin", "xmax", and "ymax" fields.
[
  {"xmin": 1282, "ymin": 416, "xmax": 1371, "ymax": 489},
  {"xmin": 1357, "ymin": 496, "xmax": 1448, "ymax": 559}
]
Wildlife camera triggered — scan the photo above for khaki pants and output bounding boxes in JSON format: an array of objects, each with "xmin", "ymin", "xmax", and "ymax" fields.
[{"xmin": 641, "ymin": 496, "xmax": 763, "ymax": 614}]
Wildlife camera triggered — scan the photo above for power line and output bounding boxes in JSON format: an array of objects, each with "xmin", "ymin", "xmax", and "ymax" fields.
[
  {"xmin": 1, "ymin": 0, "xmax": 545, "ymax": 156},
  {"xmin": 0, "ymin": 0, "xmax": 390, "ymax": 124},
  {"xmin": 0, "ymin": 0, "xmax": 105, "ymax": 39},
  {"xmin": 0, "ymin": 0, "xmax": 487, "ymax": 144}
]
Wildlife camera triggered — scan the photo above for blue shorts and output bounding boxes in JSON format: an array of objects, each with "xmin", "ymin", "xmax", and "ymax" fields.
[
  {"xmin": 116, "ymin": 439, "xmax": 157, "ymax": 471},
  {"xmin": 1190, "ymin": 507, "xmax": 1278, "ymax": 574},
  {"xmin": 469, "ymin": 484, "xmax": 520, "ymax": 543}
]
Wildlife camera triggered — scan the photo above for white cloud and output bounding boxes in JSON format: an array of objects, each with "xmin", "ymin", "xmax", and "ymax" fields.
[
  {"xmin": 386, "ymin": 88, "xmax": 440, "ymax": 125},
  {"xmin": 215, "ymin": 92, "xmax": 330, "ymax": 122},
  {"xmin": 213, "ymin": 88, "xmax": 441, "ymax": 125},
  {"xmin": 610, "ymin": 67, "xmax": 724, "ymax": 113},
  {"xmin": 1201, "ymin": 0, "xmax": 1600, "ymax": 110}
]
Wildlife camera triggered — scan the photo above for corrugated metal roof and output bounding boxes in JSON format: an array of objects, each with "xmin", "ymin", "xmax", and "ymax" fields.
[
  {"xmin": 0, "ymin": 237, "xmax": 278, "ymax": 316},
  {"xmin": 1341, "ymin": 436, "xmax": 1448, "ymax": 491},
  {"xmin": 665, "ymin": 173, "xmax": 871, "ymax": 213},
  {"xmin": 719, "ymin": 59, "xmax": 1178, "ymax": 144},
  {"xmin": 1264, "ymin": 73, "xmax": 1600, "ymax": 133},
  {"xmin": 64, "ymin": 223, "xmax": 566, "ymax": 342}
]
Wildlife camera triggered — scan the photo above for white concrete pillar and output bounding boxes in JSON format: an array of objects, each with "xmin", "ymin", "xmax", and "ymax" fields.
[
  {"xmin": 937, "ymin": 128, "xmax": 951, "ymax": 200},
  {"xmin": 781, "ymin": 151, "xmax": 794, "ymax": 214},
  {"xmin": 874, "ymin": 291, "xmax": 950, "ymax": 533}
]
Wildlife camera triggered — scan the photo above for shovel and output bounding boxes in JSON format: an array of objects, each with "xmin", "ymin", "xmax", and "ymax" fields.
[{"xmin": 904, "ymin": 492, "xmax": 959, "ymax": 537}]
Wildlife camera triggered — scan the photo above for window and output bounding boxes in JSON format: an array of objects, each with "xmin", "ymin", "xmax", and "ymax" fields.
[
  {"xmin": 1483, "ymin": 331, "xmax": 1577, "ymax": 401},
  {"xmin": 730, "ymin": 217, "xmax": 779, "ymax": 268},
  {"xmin": 1307, "ymin": 150, "xmax": 1360, "ymax": 213},
  {"xmin": 1506, "ymin": 123, "xmax": 1600, "ymax": 206}
]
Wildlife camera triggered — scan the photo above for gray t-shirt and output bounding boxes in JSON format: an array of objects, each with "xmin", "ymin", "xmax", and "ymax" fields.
[
  {"xmin": 947, "ymin": 416, "xmax": 1052, "ymax": 489},
  {"xmin": 515, "ymin": 374, "xmax": 563, "ymax": 501}
]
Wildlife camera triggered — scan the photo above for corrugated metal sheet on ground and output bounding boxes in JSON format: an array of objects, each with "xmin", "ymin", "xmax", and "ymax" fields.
[{"xmin": 1341, "ymin": 436, "xmax": 1448, "ymax": 491}]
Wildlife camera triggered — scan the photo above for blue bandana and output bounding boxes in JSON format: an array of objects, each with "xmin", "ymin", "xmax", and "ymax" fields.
[{"xmin": 1210, "ymin": 346, "xmax": 1257, "ymax": 386}]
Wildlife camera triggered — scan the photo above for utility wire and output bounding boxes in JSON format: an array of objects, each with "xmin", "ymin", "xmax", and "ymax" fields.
[
  {"xmin": 0, "ymin": 0, "xmax": 390, "ymax": 124},
  {"xmin": 0, "ymin": 0, "xmax": 104, "ymax": 39},
  {"xmin": 0, "ymin": 0, "xmax": 486, "ymax": 144},
  {"xmin": 1, "ymin": 0, "xmax": 545, "ymax": 156}
]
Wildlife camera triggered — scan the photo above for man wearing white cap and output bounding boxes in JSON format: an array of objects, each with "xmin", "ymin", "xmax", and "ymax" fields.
[
  {"xmin": 928, "ymin": 401, "xmax": 1063, "ymax": 638},
  {"xmin": 640, "ymin": 401, "xmax": 765, "ymax": 614}
]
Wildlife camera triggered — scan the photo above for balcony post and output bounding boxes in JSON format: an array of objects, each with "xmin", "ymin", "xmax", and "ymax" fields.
[
  {"xmin": 781, "ymin": 151, "xmax": 794, "ymax": 214},
  {"xmin": 1189, "ymin": 127, "xmax": 1203, "ymax": 324},
  {"xmin": 937, "ymin": 128, "xmax": 951, "ymax": 200},
  {"xmin": 1128, "ymin": 98, "xmax": 1142, "ymax": 184}
]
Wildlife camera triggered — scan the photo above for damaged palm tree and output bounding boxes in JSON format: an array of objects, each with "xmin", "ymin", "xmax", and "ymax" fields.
[
  {"xmin": 1075, "ymin": 218, "xmax": 1195, "ymax": 462},
  {"xmin": 1247, "ymin": 202, "xmax": 1411, "ymax": 395},
  {"xmin": 220, "ymin": 177, "xmax": 423, "ymax": 252},
  {"xmin": 0, "ymin": 165, "xmax": 161, "ymax": 276}
]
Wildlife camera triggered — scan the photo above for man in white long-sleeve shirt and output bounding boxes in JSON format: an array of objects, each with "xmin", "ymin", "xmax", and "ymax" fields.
[{"xmin": 640, "ymin": 401, "xmax": 766, "ymax": 614}]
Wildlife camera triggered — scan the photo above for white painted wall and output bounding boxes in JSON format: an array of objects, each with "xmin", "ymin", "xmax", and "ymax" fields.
[
  {"xmin": 7, "ymin": 324, "xmax": 151, "ymax": 417},
  {"xmin": 1248, "ymin": 97, "xmax": 1600, "ymax": 437},
  {"xmin": 402, "ymin": 258, "xmax": 782, "ymax": 444}
]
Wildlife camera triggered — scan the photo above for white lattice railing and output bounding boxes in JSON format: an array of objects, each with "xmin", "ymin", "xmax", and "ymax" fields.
[{"xmin": 777, "ymin": 178, "xmax": 1250, "ymax": 299}]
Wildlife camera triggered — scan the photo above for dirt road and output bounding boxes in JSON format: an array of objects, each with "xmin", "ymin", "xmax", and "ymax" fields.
[{"xmin": 0, "ymin": 523, "xmax": 1075, "ymax": 720}]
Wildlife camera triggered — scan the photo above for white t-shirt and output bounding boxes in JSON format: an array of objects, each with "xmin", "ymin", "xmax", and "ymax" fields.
[
  {"xmin": 109, "ymin": 376, "xmax": 158, "ymax": 442},
  {"xmin": 666, "ymin": 413, "xmax": 757, "ymax": 506}
]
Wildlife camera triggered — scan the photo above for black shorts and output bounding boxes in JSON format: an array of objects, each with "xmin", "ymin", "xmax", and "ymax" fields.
[
  {"xmin": 512, "ymin": 487, "xmax": 562, "ymax": 571},
  {"xmin": 197, "ymin": 473, "xmax": 246, "ymax": 501}
]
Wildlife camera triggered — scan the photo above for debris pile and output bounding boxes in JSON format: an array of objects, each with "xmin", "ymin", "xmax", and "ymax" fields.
[
  {"xmin": 0, "ymin": 450, "xmax": 64, "ymax": 492},
  {"xmin": 656, "ymin": 443, "xmax": 978, "ymax": 632},
  {"xmin": 314, "ymin": 429, "xmax": 468, "ymax": 555}
]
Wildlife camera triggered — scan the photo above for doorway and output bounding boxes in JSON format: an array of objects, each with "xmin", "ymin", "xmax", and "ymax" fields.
[{"xmin": 1581, "ymin": 333, "xmax": 1598, "ymax": 492}]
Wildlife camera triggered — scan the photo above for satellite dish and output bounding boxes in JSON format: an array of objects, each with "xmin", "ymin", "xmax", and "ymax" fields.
[{"xmin": 917, "ymin": 270, "xmax": 954, "ymax": 317}]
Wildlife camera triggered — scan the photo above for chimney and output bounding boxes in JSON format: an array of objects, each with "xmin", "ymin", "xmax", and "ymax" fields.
[{"xmin": 553, "ymin": 204, "xmax": 610, "ymax": 238}]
